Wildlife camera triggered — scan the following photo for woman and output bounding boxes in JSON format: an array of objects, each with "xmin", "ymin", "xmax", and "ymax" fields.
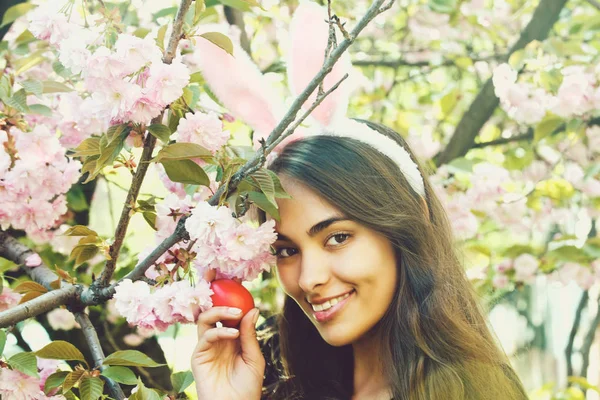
[{"xmin": 191, "ymin": 119, "xmax": 529, "ymax": 400}]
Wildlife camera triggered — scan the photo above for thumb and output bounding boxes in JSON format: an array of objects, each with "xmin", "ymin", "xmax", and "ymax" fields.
[{"xmin": 239, "ymin": 308, "xmax": 265, "ymax": 371}]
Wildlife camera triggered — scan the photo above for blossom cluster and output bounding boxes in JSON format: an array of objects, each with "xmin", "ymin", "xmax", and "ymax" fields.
[
  {"xmin": 0, "ymin": 126, "xmax": 81, "ymax": 237},
  {"xmin": 493, "ymin": 63, "xmax": 600, "ymax": 124},
  {"xmin": 27, "ymin": 2, "xmax": 190, "ymax": 147},
  {"xmin": 139, "ymin": 195, "xmax": 277, "ymax": 283},
  {"xmin": 0, "ymin": 358, "xmax": 64, "ymax": 400},
  {"xmin": 113, "ymin": 279, "xmax": 213, "ymax": 331},
  {"xmin": 185, "ymin": 202, "xmax": 278, "ymax": 282}
]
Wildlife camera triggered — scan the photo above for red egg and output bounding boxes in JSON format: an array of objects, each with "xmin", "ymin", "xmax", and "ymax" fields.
[{"xmin": 210, "ymin": 279, "xmax": 255, "ymax": 328}]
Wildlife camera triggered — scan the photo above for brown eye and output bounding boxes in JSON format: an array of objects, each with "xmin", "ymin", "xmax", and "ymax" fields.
[
  {"xmin": 326, "ymin": 233, "xmax": 350, "ymax": 246},
  {"xmin": 274, "ymin": 247, "xmax": 298, "ymax": 258}
]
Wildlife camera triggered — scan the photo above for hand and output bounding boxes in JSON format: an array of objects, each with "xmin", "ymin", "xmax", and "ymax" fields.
[{"xmin": 192, "ymin": 271, "xmax": 265, "ymax": 400}]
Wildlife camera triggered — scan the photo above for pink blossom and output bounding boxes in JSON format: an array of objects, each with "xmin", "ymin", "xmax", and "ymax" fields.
[
  {"xmin": 27, "ymin": 3, "xmax": 71, "ymax": 46},
  {"xmin": 552, "ymin": 69, "xmax": 596, "ymax": 118},
  {"xmin": 492, "ymin": 274, "xmax": 510, "ymax": 290},
  {"xmin": 0, "ymin": 287, "xmax": 22, "ymax": 312},
  {"xmin": 47, "ymin": 308, "xmax": 79, "ymax": 331},
  {"xmin": 587, "ymin": 126, "xmax": 600, "ymax": 152},
  {"xmin": 176, "ymin": 111, "xmax": 231, "ymax": 152},
  {"xmin": 0, "ymin": 367, "xmax": 63, "ymax": 400},
  {"xmin": 513, "ymin": 254, "xmax": 538, "ymax": 283},
  {"xmin": 406, "ymin": 127, "xmax": 441, "ymax": 160},
  {"xmin": 113, "ymin": 279, "xmax": 155, "ymax": 324},
  {"xmin": 37, "ymin": 358, "xmax": 61, "ymax": 391},
  {"xmin": 145, "ymin": 59, "xmax": 190, "ymax": 107},
  {"xmin": 581, "ymin": 179, "xmax": 600, "ymax": 198},
  {"xmin": 25, "ymin": 253, "xmax": 42, "ymax": 267},
  {"xmin": 114, "ymin": 34, "xmax": 162, "ymax": 75},
  {"xmin": 185, "ymin": 202, "xmax": 236, "ymax": 244},
  {"xmin": 123, "ymin": 333, "xmax": 145, "ymax": 347},
  {"xmin": 494, "ymin": 258, "xmax": 513, "ymax": 273}
]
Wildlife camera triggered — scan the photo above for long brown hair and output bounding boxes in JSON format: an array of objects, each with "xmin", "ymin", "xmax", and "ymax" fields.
[{"xmin": 258, "ymin": 120, "xmax": 528, "ymax": 400}]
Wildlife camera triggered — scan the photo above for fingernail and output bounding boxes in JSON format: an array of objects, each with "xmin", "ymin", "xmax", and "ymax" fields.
[
  {"xmin": 228, "ymin": 307, "xmax": 242, "ymax": 315},
  {"xmin": 252, "ymin": 308, "xmax": 260, "ymax": 324},
  {"xmin": 226, "ymin": 328, "xmax": 239, "ymax": 334}
]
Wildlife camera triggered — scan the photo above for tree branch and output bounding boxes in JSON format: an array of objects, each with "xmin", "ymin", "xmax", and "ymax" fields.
[
  {"xmin": 586, "ymin": 0, "xmax": 600, "ymax": 11},
  {"xmin": 566, "ymin": 291, "xmax": 589, "ymax": 377},
  {"xmin": 98, "ymin": 0, "xmax": 194, "ymax": 287},
  {"xmin": 435, "ymin": 0, "xmax": 568, "ymax": 166},
  {"xmin": 83, "ymin": 0, "xmax": 392, "ymax": 301},
  {"xmin": 473, "ymin": 130, "xmax": 533, "ymax": 148},
  {"xmin": 74, "ymin": 312, "xmax": 125, "ymax": 400},
  {"xmin": 0, "ymin": 287, "xmax": 78, "ymax": 328},
  {"xmin": 580, "ymin": 294, "xmax": 600, "ymax": 378}
]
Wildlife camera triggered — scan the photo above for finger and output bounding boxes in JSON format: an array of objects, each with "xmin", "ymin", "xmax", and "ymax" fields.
[
  {"xmin": 196, "ymin": 326, "xmax": 240, "ymax": 353},
  {"xmin": 203, "ymin": 268, "xmax": 217, "ymax": 282},
  {"xmin": 197, "ymin": 307, "xmax": 243, "ymax": 337},
  {"xmin": 239, "ymin": 308, "xmax": 265, "ymax": 371}
]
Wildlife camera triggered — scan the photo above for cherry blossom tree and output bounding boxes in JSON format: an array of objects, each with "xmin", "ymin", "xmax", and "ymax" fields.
[{"xmin": 0, "ymin": 0, "xmax": 599, "ymax": 399}]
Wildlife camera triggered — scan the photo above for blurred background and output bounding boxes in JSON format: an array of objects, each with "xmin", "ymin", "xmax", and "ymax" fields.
[{"xmin": 1, "ymin": 0, "xmax": 600, "ymax": 398}]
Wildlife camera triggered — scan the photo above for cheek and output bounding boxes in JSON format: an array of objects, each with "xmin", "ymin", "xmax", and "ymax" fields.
[{"xmin": 274, "ymin": 265, "xmax": 301, "ymax": 297}]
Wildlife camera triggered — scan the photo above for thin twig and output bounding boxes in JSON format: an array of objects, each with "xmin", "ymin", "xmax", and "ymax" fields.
[
  {"xmin": 378, "ymin": 0, "xmax": 396, "ymax": 13},
  {"xmin": 566, "ymin": 291, "xmax": 589, "ymax": 377},
  {"xmin": 97, "ymin": 0, "xmax": 194, "ymax": 287},
  {"xmin": 75, "ymin": 312, "xmax": 125, "ymax": 400},
  {"xmin": 473, "ymin": 131, "xmax": 533, "ymax": 148}
]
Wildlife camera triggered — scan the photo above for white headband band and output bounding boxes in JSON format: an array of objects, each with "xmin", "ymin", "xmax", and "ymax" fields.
[{"xmin": 319, "ymin": 119, "xmax": 426, "ymax": 197}]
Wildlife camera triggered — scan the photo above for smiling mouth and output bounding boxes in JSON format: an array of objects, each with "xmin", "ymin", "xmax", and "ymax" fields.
[{"xmin": 311, "ymin": 290, "xmax": 355, "ymax": 323}]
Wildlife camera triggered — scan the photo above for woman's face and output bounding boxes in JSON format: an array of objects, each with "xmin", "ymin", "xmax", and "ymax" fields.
[{"xmin": 271, "ymin": 176, "xmax": 398, "ymax": 347}]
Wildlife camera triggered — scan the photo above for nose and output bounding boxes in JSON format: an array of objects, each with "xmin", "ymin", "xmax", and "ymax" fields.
[{"xmin": 297, "ymin": 247, "xmax": 331, "ymax": 294}]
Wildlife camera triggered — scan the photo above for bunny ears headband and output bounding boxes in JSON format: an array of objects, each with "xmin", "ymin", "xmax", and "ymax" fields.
[{"xmin": 191, "ymin": 2, "xmax": 425, "ymax": 198}]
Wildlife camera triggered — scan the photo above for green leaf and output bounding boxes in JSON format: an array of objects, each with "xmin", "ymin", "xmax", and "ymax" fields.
[
  {"xmin": 106, "ymin": 124, "xmax": 130, "ymax": 144},
  {"xmin": 200, "ymin": 32, "xmax": 234, "ymax": 56},
  {"xmin": 42, "ymin": 80, "xmax": 73, "ymax": 94},
  {"xmin": 14, "ymin": 281, "xmax": 48, "ymax": 294},
  {"xmin": 147, "ymin": 124, "xmax": 172, "ymax": 144},
  {"xmin": 171, "ymin": 370, "xmax": 195, "ymax": 393},
  {"xmin": 67, "ymin": 187, "xmax": 90, "ymax": 212},
  {"xmin": 101, "ymin": 366, "xmax": 138, "ymax": 385},
  {"xmin": 93, "ymin": 129, "xmax": 130, "ymax": 176},
  {"xmin": 8, "ymin": 352, "xmax": 39, "ymax": 378},
  {"xmin": 428, "ymin": 0, "xmax": 457, "ymax": 14},
  {"xmin": 267, "ymin": 170, "xmax": 291, "ymax": 198},
  {"xmin": 28, "ymin": 104, "xmax": 53, "ymax": 116},
  {"xmin": 6, "ymin": 88, "xmax": 29, "ymax": 113},
  {"xmin": 35, "ymin": 340, "xmax": 87, "ymax": 364},
  {"xmin": 44, "ymin": 371, "xmax": 69, "ymax": 395},
  {"xmin": 21, "ymin": 79, "xmax": 43, "ymax": 96},
  {"xmin": 156, "ymin": 24, "xmax": 168, "ymax": 52},
  {"xmin": 14, "ymin": 50, "xmax": 46, "ymax": 75},
  {"xmin": 103, "ymin": 350, "xmax": 165, "ymax": 368},
  {"xmin": 440, "ymin": 88, "xmax": 459, "ymax": 115},
  {"xmin": 210, "ymin": 0, "xmax": 251, "ymax": 12},
  {"xmin": 80, "ymin": 376, "xmax": 104, "ymax": 400},
  {"xmin": 251, "ymin": 169, "xmax": 275, "ymax": 204},
  {"xmin": 534, "ymin": 115, "xmax": 563, "ymax": 143},
  {"xmin": 129, "ymin": 379, "xmax": 162, "ymax": 400},
  {"xmin": 446, "ymin": 157, "xmax": 474, "ymax": 174},
  {"xmin": 69, "ymin": 243, "xmax": 100, "ymax": 267},
  {"xmin": 194, "ymin": 0, "xmax": 206, "ymax": 25},
  {"xmin": 152, "ymin": 142, "xmax": 214, "ymax": 163},
  {"xmin": 0, "ymin": 3, "xmax": 36, "ymax": 28},
  {"xmin": 189, "ymin": 72, "xmax": 204, "ymax": 84},
  {"xmin": 63, "ymin": 369, "xmax": 85, "ymax": 392},
  {"xmin": 547, "ymin": 245, "xmax": 591, "ymax": 263},
  {"xmin": 248, "ymin": 191, "xmax": 279, "ymax": 220},
  {"xmin": 143, "ymin": 211, "xmax": 157, "ymax": 231},
  {"xmin": 161, "ymin": 159, "xmax": 210, "ymax": 186},
  {"xmin": 0, "ymin": 329, "xmax": 6, "ymax": 356},
  {"xmin": 71, "ymin": 137, "xmax": 102, "ymax": 158}
]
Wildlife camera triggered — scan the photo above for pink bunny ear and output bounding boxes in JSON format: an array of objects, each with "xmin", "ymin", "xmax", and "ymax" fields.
[
  {"xmin": 287, "ymin": 2, "xmax": 353, "ymax": 128},
  {"xmin": 192, "ymin": 28, "xmax": 284, "ymax": 145}
]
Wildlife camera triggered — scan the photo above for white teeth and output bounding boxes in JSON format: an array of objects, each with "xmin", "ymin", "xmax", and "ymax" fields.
[{"xmin": 311, "ymin": 291, "xmax": 352, "ymax": 312}]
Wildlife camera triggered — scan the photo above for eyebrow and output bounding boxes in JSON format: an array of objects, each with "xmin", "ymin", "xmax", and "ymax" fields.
[{"xmin": 276, "ymin": 216, "xmax": 349, "ymax": 242}]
